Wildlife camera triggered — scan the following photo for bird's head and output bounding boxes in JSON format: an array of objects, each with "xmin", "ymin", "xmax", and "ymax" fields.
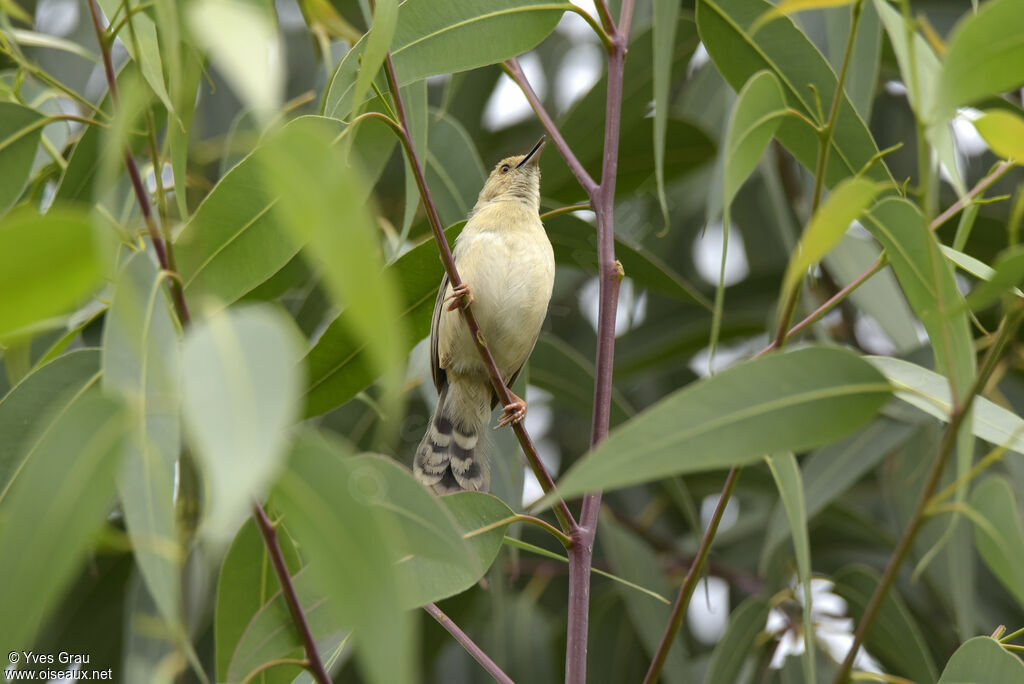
[{"xmin": 474, "ymin": 137, "xmax": 545, "ymax": 212}]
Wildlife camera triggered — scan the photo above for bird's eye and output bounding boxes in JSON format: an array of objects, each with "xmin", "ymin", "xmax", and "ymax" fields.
[{"xmin": 500, "ymin": 164, "xmax": 510, "ymax": 174}]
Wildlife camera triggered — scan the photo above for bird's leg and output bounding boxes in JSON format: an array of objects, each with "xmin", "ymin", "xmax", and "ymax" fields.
[
  {"xmin": 496, "ymin": 390, "xmax": 527, "ymax": 428},
  {"xmin": 445, "ymin": 282, "xmax": 475, "ymax": 311}
]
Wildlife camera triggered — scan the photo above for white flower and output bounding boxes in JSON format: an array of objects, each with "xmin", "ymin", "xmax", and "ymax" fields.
[{"xmin": 765, "ymin": 577, "xmax": 883, "ymax": 674}]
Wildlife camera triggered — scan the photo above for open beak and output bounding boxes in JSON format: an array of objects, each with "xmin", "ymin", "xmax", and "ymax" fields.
[{"xmin": 516, "ymin": 136, "xmax": 547, "ymax": 168}]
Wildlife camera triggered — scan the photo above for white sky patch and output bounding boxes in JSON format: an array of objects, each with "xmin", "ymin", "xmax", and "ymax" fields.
[
  {"xmin": 556, "ymin": 43, "xmax": 603, "ymax": 114},
  {"xmin": 35, "ymin": 0, "xmax": 79, "ymax": 37},
  {"xmin": 854, "ymin": 314, "xmax": 898, "ymax": 356},
  {"xmin": 953, "ymin": 107, "xmax": 988, "ymax": 157},
  {"xmin": 483, "ymin": 52, "xmax": 546, "ymax": 131},
  {"xmin": 687, "ymin": 42, "xmax": 710, "ymax": 77},
  {"xmin": 556, "ymin": 0, "xmax": 603, "ymax": 42},
  {"xmin": 688, "ymin": 335, "xmax": 768, "ymax": 378},
  {"xmin": 693, "ymin": 222, "xmax": 750, "ymax": 287},
  {"xmin": 687, "ymin": 577, "xmax": 731, "ymax": 644},
  {"xmin": 578, "ymin": 276, "xmax": 648, "ymax": 338},
  {"xmin": 700, "ymin": 492, "xmax": 739, "ymax": 533},
  {"xmin": 884, "ymin": 80, "xmax": 908, "ymax": 97}
]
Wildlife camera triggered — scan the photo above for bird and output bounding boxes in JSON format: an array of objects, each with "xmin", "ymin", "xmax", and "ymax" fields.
[{"xmin": 414, "ymin": 137, "xmax": 554, "ymax": 494}]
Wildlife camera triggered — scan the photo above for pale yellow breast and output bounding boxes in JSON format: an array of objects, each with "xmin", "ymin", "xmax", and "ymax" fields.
[{"xmin": 438, "ymin": 201, "xmax": 555, "ymax": 380}]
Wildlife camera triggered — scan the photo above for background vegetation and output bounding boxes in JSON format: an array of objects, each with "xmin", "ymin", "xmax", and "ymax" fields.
[{"xmin": 1, "ymin": 0, "xmax": 1024, "ymax": 682}]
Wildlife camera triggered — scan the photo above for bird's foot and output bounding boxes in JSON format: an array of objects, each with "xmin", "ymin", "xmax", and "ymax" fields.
[
  {"xmin": 496, "ymin": 392, "xmax": 527, "ymax": 428},
  {"xmin": 445, "ymin": 283, "xmax": 474, "ymax": 312}
]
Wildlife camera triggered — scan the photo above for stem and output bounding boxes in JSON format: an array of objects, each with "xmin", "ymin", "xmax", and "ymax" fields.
[
  {"xmin": 643, "ymin": 468, "xmax": 740, "ymax": 684},
  {"xmin": 566, "ymin": 2, "xmax": 635, "ymax": 680},
  {"xmin": 931, "ymin": 160, "xmax": 1014, "ymax": 230},
  {"xmin": 252, "ymin": 502, "xmax": 331, "ymax": 684},
  {"xmin": 424, "ymin": 603, "xmax": 515, "ymax": 684},
  {"xmin": 85, "ymin": 0, "xmax": 191, "ymax": 327},
  {"xmin": 833, "ymin": 304, "xmax": 1024, "ymax": 683},
  {"xmin": 378, "ymin": 53, "xmax": 576, "ymax": 534},
  {"xmin": 502, "ymin": 58, "xmax": 597, "ymax": 196}
]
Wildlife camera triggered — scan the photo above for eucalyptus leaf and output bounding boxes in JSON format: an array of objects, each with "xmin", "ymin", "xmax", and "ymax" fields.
[{"xmin": 540, "ymin": 346, "xmax": 891, "ymax": 505}]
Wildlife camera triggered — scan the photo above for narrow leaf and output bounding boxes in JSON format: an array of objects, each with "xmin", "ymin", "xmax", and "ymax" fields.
[
  {"xmin": 969, "ymin": 476, "xmax": 1024, "ymax": 609},
  {"xmin": 0, "ymin": 102, "xmax": 45, "ymax": 215},
  {"xmin": 181, "ymin": 305, "xmax": 303, "ymax": 544},
  {"xmin": 973, "ymin": 109, "xmax": 1024, "ymax": 161},
  {"xmin": 0, "ymin": 391, "xmax": 128, "ymax": 650},
  {"xmin": 653, "ymin": 0, "xmax": 683, "ymax": 229},
  {"xmin": 540, "ymin": 346, "xmax": 891, "ymax": 505}
]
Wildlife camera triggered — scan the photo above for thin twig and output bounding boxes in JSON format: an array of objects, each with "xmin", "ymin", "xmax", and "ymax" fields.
[
  {"xmin": 252, "ymin": 503, "xmax": 332, "ymax": 684},
  {"xmin": 930, "ymin": 160, "xmax": 1014, "ymax": 230},
  {"xmin": 643, "ymin": 469, "xmax": 740, "ymax": 683},
  {"xmin": 502, "ymin": 58, "xmax": 597, "ymax": 196},
  {"xmin": 85, "ymin": 0, "xmax": 190, "ymax": 327},
  {"xmin": 378, "ymin": 53, "xmax": 576, "ymax": 534},
  {"xmin": 424, "ymin": 603, "xmax": 515, "ymax": 684},
  {"xmin": 833, "ymin": 303, "xmax": 1024, "ymax": 683}
]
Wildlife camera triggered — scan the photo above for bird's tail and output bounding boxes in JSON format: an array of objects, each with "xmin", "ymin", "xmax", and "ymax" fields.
[{"xmin": 414, "ymin": 381, "xmax": 491, "ymax": 494}]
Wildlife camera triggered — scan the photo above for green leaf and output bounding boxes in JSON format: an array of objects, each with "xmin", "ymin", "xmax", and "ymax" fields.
[
  {"xmin": 825, "ymin": 0, "xmax": 881, "ymax": 122},
  {"xmin": 257, "ymin": 118, "xmax": 406, "ymax": 414},
  {"xmin": 872, "ymin": 0, "xmax": 963, "ymax": 193},
  {"xmin": 969, "ymin": 476, "xmax": 1024, "ymax": 609},
  {"xmin": 224, "ymin": 490, "xmax": 510, "ymax": 681},
  {"xmin": 302, "ymin": 224, "xmax": 462, "ymax": 417},
  {"xmin": 323, "ymin": 0, "xmax": 568, "ymax": 118},
  {"xmin": 867, "ymin": 356, "xmax": 1024, "ymax": 455},
  {"xmin": 833, "ymin": 564, "xmax": 938, "ymax": 682},
  {"xmin": 0, "ymin": 391, "xmax": 128, "ymax": 650},
  {"xmin": 188, "ymin": 0, "xmax": 282, "ymax": 123},
  {"xmin": 937, "ymin": 636, "xmax": 1024, "ymax": 684},
  {"xmin": 546, "ymin": 214, "xmax": 711, "ymax": 308},
  {"xmin": 398, "ymin": 491, "xmax": 513, "ymax": 606},
  {"xmin": 424, "ymin": 109, "xmax": 487, "ymax": 228},
  {"xmin": 273, "ymin": 434, "xmax": 477, "ymax": 684},
  {"xmin": 530, "ymin": 334, "xmax": 634, "ymax": 427},
  {"xmin": 0, "ymin": 207, "xmax": 103, "ymax": 339},
  {"xmin": 350, "ymin": 0, "xmax": 397, "ymax": 120},
  {"xmin": 175, "ymin": 116, "xmax": 339, "ymax": 307},
  {"xmin": 973, "ymin": 109, "xmax": 1024, "ymax": 161},
  {"xmin": 934, "ymin": 0, "xmax": 1024, "ymax": 118},
  {"xmin": 706, "ymin": 595, "xmax": 770, "ymax": 684},
  {"xmin": 697, "ymin": 0, "xmax": 893, "ymax": 188},
  {"xmin": 758, "ymin": 0, "xmax": 856, "ymax": 27},
  {"xmin": 599, "ymin": 512, "xmax": 688, "ymax": 684},
  {"xmin": 542, "ymin": 17, "xmax": 706, "ymax": 202},
  {"xmin": 101, "ymin": 253, "xmax": 182, "ymax": 626},
  {"xmin": 823, "ymin": 233, "xmax": 920, "ymax": 352},
  {"xmin": 723, "ymin": 70, "xmax": 788, "ymax": 209},
  {"xmin": 763, "ymin": 418, "xmax": 914, "ymax": 560},
  {"xmin": 765, "ymin": 452, "xmax": 815, "ymax": 684},
  {"xmin": 216, "ymin": 517, "xmax": 306, "ymax": 684},
  {"xmin": 98, "ymin": 0, "xmax": 175, "ymax": 118},
  {"xmin": 0, "ymin": 349, "xmax": 101, "ymax": 504},
  {"xmin": 862, "ymin": 197, "xmax": 975, "ymax": 403},
  {"xmin": 781, "ymin": 177, "xmax": 883, "ymax": 299},
  {"xmin": 181, "ymin": 304, "xmax": 303, "ymax": 544},
  {"xmin": 0, "ymin": 102, "xmax": 45, "ymax": 215},
  {"xmin": 653, "ymin": 0, "xmax": 683, "ymax": 229},
  {"xmin": 540, "ymin": 346, "xmax": 891, "ymax": 504},
  {"xmin": 964, "ymin": 245, "xmax": 1024, "ymax": 310}
]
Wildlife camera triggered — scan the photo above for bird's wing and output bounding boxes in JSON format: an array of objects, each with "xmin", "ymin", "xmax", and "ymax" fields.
[{"xmin": 429, "ymin": 270, "xmax": 449, "ymax": 394}]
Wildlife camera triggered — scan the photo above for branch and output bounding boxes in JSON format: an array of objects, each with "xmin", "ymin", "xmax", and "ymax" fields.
[
  {"xmin": 643, "ymin": 469, "xmax": 740, "ymax": 684},
  {"xmin": 379, "ymin": 53, "xmax": 576, "ymax": 534},
  {"xmin": 252, "ymin": 503, "xmax": 332, "ymax": 684},
  {"xmin": 833, "ymin": 303, "xmax": 1024, "ymax": 683},
  {"xmin": 424, "ymin": 603, "xmax": 515, "ymax": 684},
  {"xmin": 502, "ymin": 58, "xmax": 597, "ymax": 196},
  {"xmin": 85, "ymin": 0, "xmax": 191, "ymax": 327}
]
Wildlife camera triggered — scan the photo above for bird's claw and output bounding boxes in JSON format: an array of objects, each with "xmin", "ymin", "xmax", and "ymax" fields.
[
  {"xmin": 496, "ymin": 394, "xmax": 527, "ymax": 428},
  {"xmin": 445, "ymin": 283, "xmax": 474, "ymax": 312}
]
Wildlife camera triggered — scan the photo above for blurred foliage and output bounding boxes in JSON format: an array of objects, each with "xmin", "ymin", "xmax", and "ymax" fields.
[{"xmin": 2, "ymin": 0, "xmax": 1024, "ymax": 682}]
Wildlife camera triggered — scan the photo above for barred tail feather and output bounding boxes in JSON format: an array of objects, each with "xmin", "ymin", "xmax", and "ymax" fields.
[{"xmin": 414, "ymin": 381, "xmax": 490, "ymax": 494}]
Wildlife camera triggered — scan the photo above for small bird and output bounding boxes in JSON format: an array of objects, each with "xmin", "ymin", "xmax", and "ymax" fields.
[{"xmin": 414, "ymin": 137, "xmax": 554, "ymax": 494}]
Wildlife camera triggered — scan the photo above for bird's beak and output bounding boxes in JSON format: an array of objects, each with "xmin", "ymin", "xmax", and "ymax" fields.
[{"xmin": 516, "ymin": 136, "xmax": 546, "ymax": 168}]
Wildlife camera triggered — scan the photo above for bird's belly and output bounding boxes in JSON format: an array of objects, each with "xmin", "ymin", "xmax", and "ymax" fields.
[{"xmin": 441, "ymin": 230, "xmax": 554, "ymax": 380}]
